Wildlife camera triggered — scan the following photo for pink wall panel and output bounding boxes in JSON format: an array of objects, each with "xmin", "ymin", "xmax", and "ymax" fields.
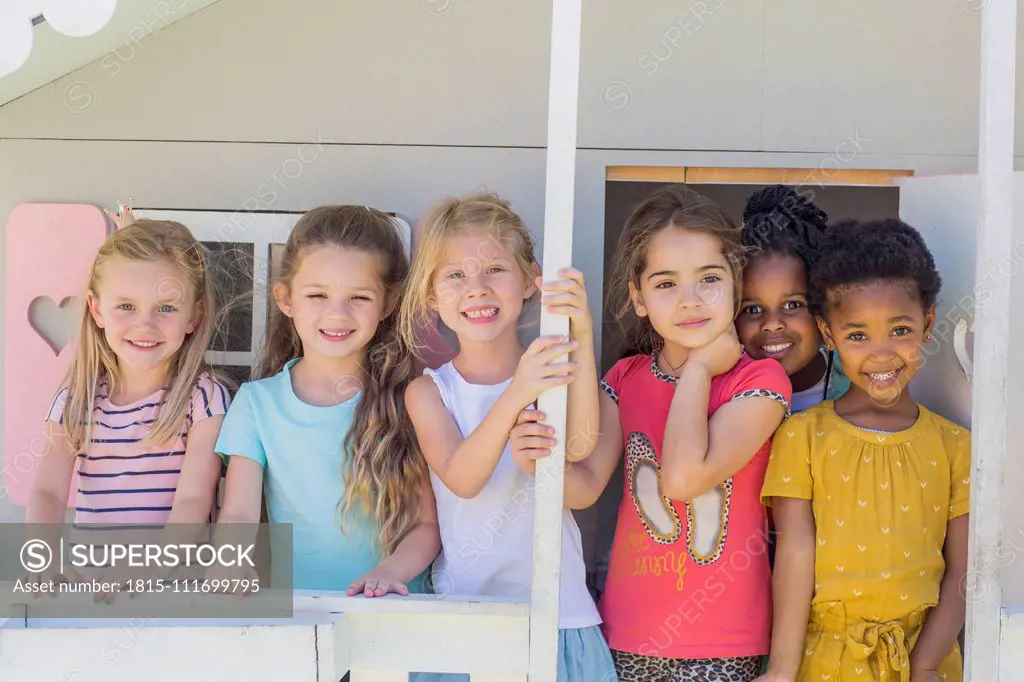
[{"xmin": 4, "ymin": 204, "xmax": 108, "ymax": 506}]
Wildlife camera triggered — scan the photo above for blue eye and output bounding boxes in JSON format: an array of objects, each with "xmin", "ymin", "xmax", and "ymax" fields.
[
  {"xmin": 893, "ymin": 326, "xmax": 912, "ymax": 337},
  {"xmin": 847, "ymin": 332, "xmax": 867, "ymax": 342},
  {"xmin": 117, "ymin": 303, "xmax": 134, "ymax": 312},
  {"xmin": 700, "ymin": 274, "xmax": 721, "ymax": 285},
  {"xmin": 742, "ymin": 304, "xmax": 762, "ymax": 315},
  {"xmin": 655, "ymin": 281, "xmax": 675, "ymax": 289},
  {"xmin": 783, "ymin": 300, "xmax": 805, "ymax": 311},
  {"xmin": 158, "ymin": 305, "xmax": 176, "ymax": 313},
  {"xmin": 486, "ymin": 266, "xmax": 505, "ymax": 274}
]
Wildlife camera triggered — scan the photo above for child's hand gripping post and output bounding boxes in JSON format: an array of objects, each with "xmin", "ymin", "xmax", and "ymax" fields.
[
  {"xmin": 537, "ymin": 267, "xmax": 593, "ymax": 338},
  {"xmin": 510, "ymin": 408, "xmax": 557, "ymax": 475},
  {"xmin": 533, "ymin": 266, "xmax": 601, "ymax": 464},
  {"xmin": 506, "ymin": 335, "xmax": 579, "ymax": 412}
]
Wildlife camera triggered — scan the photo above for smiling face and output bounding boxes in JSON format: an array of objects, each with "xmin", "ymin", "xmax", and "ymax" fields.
[
  {"xmin": 275, "ymin": 244, "xmax": 390, "ymax": 363},
  {"xmin": 87, "ymin": 258, "xmax": 200, "ymax": 377},
  {"xmin": 430, "ymin": 226, "xmax": 537, "ymax": 345},
  {"xmin": 629, "ymin": 227, "xmax": 736, "ymax": 353},
  {"xmin": 736, "ymin": 253, "xmax": 822, "ymax": 376},
  {"xmin": 819, "ymin": 280, "xmax": 935, "ymax": 406}
]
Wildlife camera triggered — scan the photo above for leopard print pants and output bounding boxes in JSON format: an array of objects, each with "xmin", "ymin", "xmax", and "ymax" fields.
[{"xmin": 612, "ymin": 650, "xmax": 762, "ymax": 682}]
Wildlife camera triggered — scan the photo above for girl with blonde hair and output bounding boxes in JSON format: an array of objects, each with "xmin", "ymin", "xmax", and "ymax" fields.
[
  {"xmin": 401, "ymin": 190, "xmax": 615, "ymax": 682},
  {"xmin": 27, "ymin": 200, "xmax": 230, "ymax": 597}
]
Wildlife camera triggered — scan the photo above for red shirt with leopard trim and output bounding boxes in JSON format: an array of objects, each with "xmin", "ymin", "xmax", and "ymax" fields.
[{"xmin": 598, "ymin": 353, "xmax": 791, "ymax": 659}]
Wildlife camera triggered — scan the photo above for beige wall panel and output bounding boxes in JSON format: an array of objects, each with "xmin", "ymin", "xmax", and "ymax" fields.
[
  {"xmin": 578, "ymin": 0, "xmax": 764, "ymax": 151},
  {"xmin": 0, "ymin": 0, "xmax": 551, "ymax": 147},
  {"xmin": 761, "ymin": 1, "xmax": 981, "ymax": 156}
]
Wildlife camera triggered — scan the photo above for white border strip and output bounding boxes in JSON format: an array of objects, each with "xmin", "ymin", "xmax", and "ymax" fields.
[
  {"xmin": 965, "ymin": 1, "xmax": 1015, "ymax": 679},
  {"xmin": 530, "ymin": 0, "xmax": 583, "ymax": 680}
]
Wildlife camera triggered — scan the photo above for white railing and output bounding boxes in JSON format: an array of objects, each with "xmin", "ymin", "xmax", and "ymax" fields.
[
  {"xmin": 965, "ymin": 0, "xmax": 1016, "ymax": 679},
  {"xmin": 1, "ymin": 591, "xmax": 534, "ymax": 681}
]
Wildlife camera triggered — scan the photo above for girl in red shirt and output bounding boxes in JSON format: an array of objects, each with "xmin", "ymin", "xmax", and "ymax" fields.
[{"xmin": 512, "ymin": 185, "xmax": 791, "ymax": 681}]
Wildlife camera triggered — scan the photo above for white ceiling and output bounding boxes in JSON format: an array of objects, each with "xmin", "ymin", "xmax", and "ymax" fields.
[{"xmin": 0, "ymin": 0, "xmax": 221, "ymax": 107}]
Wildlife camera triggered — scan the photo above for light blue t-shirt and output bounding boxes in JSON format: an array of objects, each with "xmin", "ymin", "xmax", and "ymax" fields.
[{"xmin": 215, "ymin": 358, "xmax": 397, "ymax": 592}]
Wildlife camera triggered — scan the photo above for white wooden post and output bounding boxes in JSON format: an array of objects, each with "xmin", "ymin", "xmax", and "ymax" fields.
[
  {"xmin": 530, "ymin": 0, "xmax": 583, "ymax": 680},
  {"xmin": 965, "ymin": 0, "xmax": 1015, "ymax": 679}
]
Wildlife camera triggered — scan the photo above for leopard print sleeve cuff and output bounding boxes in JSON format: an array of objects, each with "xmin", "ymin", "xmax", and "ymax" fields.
[
  {"xmin": 729, "ymin": 388, "xmax": 791, "ymax": 417},
  {"xmin": 600, "ymin": 379, "xmax": 619, "ymax": 404}
]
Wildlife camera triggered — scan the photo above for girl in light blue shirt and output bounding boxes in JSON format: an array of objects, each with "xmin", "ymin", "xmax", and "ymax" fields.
[{"xmin": 213, "ymin": 205, "xmax": 439, "ymax": 596}]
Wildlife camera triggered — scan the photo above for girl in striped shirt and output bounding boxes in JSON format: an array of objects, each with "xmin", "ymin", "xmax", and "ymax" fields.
[{"xmin": 26, "ymin": 201, "xmax": 229, "ymax": 593}]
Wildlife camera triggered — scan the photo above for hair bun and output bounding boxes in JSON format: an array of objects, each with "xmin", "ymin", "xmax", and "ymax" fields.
[{"xmin": 742, "ymin": 185, "xmax": 828, "ymax": 229}]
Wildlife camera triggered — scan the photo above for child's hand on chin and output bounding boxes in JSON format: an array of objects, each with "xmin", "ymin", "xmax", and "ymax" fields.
[
  {"xmin": 347, "ymin": 565, "xmax": 409, "ymax": 598},
  {"xmin": 688, "ymin": 325, "xmax": 742, "ymax": 377}
]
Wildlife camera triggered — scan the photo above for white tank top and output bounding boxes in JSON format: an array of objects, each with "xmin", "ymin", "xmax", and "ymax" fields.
[{"xmin": 424, "ymin": 362, "xmax": 600, "ymax": 630}]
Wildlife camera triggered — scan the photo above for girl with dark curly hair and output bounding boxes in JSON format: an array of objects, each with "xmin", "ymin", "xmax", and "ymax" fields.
[
  {"xmin": 737, "ymin": 186, "xmax": 849, "ymax": 412},
  {"xmin": 757, "ymin": 218, "xmax": 970, "ymax": 682}
]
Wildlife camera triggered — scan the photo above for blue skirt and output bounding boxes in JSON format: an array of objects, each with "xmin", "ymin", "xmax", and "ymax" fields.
[{"xmin": 412, "ymin": 625, "xmax": 617, "ymax": 682}]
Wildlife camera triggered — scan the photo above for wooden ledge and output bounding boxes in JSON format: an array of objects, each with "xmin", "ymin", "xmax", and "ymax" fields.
[{"xmin": 607, "ymin": 165, "xmax": 913, "ymax": 187}]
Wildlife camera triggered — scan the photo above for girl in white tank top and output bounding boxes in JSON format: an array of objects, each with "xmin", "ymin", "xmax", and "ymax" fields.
[{"xmin": 399, "ymin": 192, "xmax": 616, "ymax": 682}]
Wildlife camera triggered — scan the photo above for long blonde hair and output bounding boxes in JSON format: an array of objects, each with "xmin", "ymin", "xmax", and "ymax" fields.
[
  {"xmin": 61, "ymin": 220, "xmax": 217, "ymax": 451},
  {"xmin": 260, "ymin": 205, "xmax": 424, "ymax": 556},
  {"xmin": 398, "ymin": 190, "xmax": 540, "ymax": 355}
]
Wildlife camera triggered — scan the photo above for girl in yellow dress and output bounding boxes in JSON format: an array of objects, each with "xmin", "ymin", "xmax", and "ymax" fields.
[{"xmin": 756, "ymin": 218, "xmax": 970, "ymax": 682}]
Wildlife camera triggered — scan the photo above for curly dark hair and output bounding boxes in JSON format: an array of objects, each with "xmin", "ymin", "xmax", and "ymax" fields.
[
  {"xmin": 808, "ymin": 218, "xmax": 942, "ymax": 318},
  {"xmin": 741, "ymin": 185, "xmax": 829, "ymax": 271}
]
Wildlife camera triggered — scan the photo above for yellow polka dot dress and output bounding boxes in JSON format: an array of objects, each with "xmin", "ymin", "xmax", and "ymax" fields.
[{"xmin": 761, "ymin": 401, "xmax": 971, "ymax": 681}]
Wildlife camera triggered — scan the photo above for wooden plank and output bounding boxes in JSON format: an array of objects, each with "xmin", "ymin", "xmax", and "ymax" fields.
[
  {"xmin": 686, "ymin": 166, "xmax": 911, "ymax": 186},
  {"xmin": 533, "ymin": 0, "xmax": 583, "ymax": 680},
  {"xmin": 606, "ymin": 165, "xmax": 912, "ymax": 186},
  {"xmin": 343, "ymin": 612, "xmax": 529, "ymax": 676},
  {"xmin": 605, "ymin": 165, "xmax": 686, "ymax": 183},
  {"xmin": 964, "ymin": 0, "xmax": 1016, "ymax": 679}
]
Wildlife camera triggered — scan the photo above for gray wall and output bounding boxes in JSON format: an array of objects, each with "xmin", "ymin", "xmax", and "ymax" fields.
[{"xmin": 0, "ymin": 0, "xmax": 1013, "ymax": 551}]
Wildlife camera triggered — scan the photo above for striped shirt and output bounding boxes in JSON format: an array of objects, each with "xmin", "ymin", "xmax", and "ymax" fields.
[{"xmin": 47, "ymin": 373, "xmax": 230, "ymax": 526}]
